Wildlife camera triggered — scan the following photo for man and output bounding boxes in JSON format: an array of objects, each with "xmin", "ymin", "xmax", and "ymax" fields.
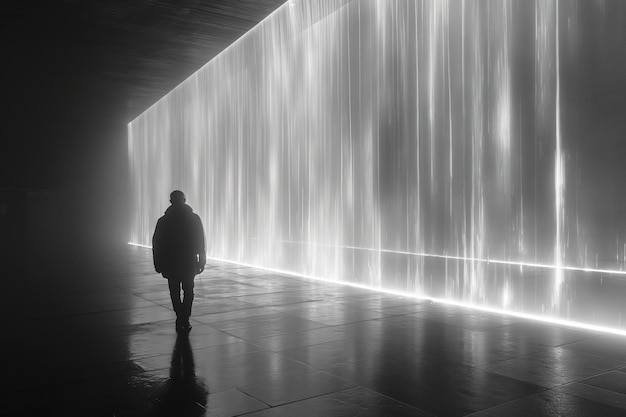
[{"xmin": 153, "ymin": 190, "xmax": 206, "ymax": 332}]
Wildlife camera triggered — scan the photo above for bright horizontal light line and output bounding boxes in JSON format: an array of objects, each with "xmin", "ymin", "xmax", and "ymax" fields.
[
  {"xmin": 128, "ymin": 241, "xmax": 626, "ymax": 336},
  {"xmin": 247, "ymin": 238, "xmax": 626, "ymax": 276},
  {"xmin": 129, "ymin": 242, "xmax": 152, "ymax": 249},
  {"xmin": 129, "ymin": 240, "xmax": 626, "ymax": 276}
]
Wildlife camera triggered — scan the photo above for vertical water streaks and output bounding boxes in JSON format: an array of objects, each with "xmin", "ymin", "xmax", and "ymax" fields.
[
  {"xmin": 553, "ymin": 0, "xmax": 565, "ymax": 311},
  {"xmin": 129, "ymin": 0, "xmax": 624, "ymax": 327}
]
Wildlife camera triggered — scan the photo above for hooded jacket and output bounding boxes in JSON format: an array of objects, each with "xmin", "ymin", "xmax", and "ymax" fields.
[{"xmin": 152, "ymin": 203, "xmax": 206, "ymax": 279}]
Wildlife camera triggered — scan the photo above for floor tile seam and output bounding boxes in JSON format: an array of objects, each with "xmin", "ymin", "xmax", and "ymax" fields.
[
  {"xmin": 235, "ymin": 369, "xmax": 335, "ymax": 390},
  {"xmin": 553, "ymin": 352, "xmax": 626, "ymax": 376},
  {"xmin": 565, "ymin": 380, "xmax": 626, "ymax": 401},
  {"xmin": 196, "ymin": 356, "xmax": 317, "ymax": 388},
  {"xmin": 231, "ymin": 388, "xmax": 272, "ymax": 411},
  {"xmin": 225, "ymin": 274, "xmax": 284, "ymax": 284},
  {"xmin": 571, "ymin": 370, "xmax": 626, "ymax": 393},
  {"xmin": 218, "ymin": 323, "xmax": 332, "ymax": 341},
  {"xmin": 475, "ymin": 341, "xmax": 626, "ymax": 369},
  {"xmin": 236, "ymin": 310, "xmax": 334, "ymax": 325},
  {"xmin": 260, "ymin": 336, "xmax": 357, "ymax": 357},
  {"xmin": 408, "ymin": 350, "xmax": 489, "ymax": 370},
  {"xmin": 191, "ymin": 308, "xmax": 275, "ymax": 318},
  {"xmin": 147, "ymin": 299, "xmax": 179, "ymax": 308},
  {"xmin": 471, "ymin": 322, "xmax": 530, "ymax": 333},
  {"xmin": 190, "ymin": 326, "xmax": 250, "ymax": 344},
  {"xmin": 311, "ymin": 358, "xmax": 385, "ymax": 385},
  {"xmin": 258, "ymin": 327, "xmax": 357, "ymax": 352},
  {"xmin": 128, "ymin": 340, "xmax": 276, "ymax": 376},
  {"xmin": 192, "ymin": 304, "xmax": 308, "ymax": 323},
  {"xmin": 555, "ymin": 333, "xmax": 613, "ymax": 350},
  {"xmin": 288, "ymin": 319, "xmax": 385, "ymax": 335},
  {"xmin": 371, "ymin": 310, "xmax": 429, "ymax": 321},
  {"xmin": 309, "ymin": 369, "xmax": 365, "ymax": 389},
  {"xmin": 194, "ymin": 310, "xmax": 330, "ymax": 329},
  {"xmin": 475, "ymin": 349, "xmax": 556, "ymax": 369},
  {"xmin": 245, "ymin": 298, "xmax": 332, "ymax": 309},
  {"xmin": 354, "ymin": 385, "xmax": 440, "ymax": 417},
  {"xmin": 222, "ymin": 293, "xmax": 328, "ymax": 302},
  {"xmin": 129, "ymin": 340, "xmax": 250, "ymax": 363},
  {"xmin": 191, "ymin": 303, "xmax": 274, "ymax": 323},
  {"xmin": 550, "ymin": 383, "xmax": 626, "ymax": 413},
  {"xmin": 318, "ymin": 319, "xmax": 414, "ymax": 335},
  {"xmin": 399, "ymin": 347, "xmax": 533, "ymax": 373},
  {"xmin": 190, "ymin": 292, "xmax": 276, "ymax": 299},
  {"xmin": 174, "ymin": 342, "xmax": 295, "ymax": 363},
  {"xmin": 314, "ymin": 316, "xmax": 397, "ymax": 328},
  {"xmin": 232, "ymin": 384, "xmax": 434, "ymax": 417},
  {"xmin": 202, "ymin": 280, "xmax": 276, "ymax": 291},
  {"xmin": 524, "ymin": 367, "xmax": 626, "ymax": 392},
  {"xmin": 228, "ymin": 271, "xmax": 279, "ymax": 279},
  {"xmin": 476, "ymin": 362, "xmax": 609, "ymax": 391},
  {"xmin": 459, "ymin": 387, "xmax": 553, "ymax": 417},
  {"xmin": 191, "ymin": 310, "xmax": 280, "ymax": 325},
  {"xmin": 236, "ymin": 385, "xmax": 356, "ymax": 410},
  {"xmin": 132, "ymin": 292, "xmax": 172, "ymax": 303},
  {"xmin": 223, "ymin": 292, "xmax": 332, "ymax": 307},
  {"xmin": 261, "ymin": 349, "xmax": 356, "ymax": 376},
  {"xmin": 191, "ymin": 298, "xmax": 268, "ymax": 307},
  {"xmin": 212, "ymin": 318, "xmax": 330, "ymax": 333},
  {"xmin": 372, "ymin": 305, "xmax": 433, "ymax": 314},
  {"xmin": 415, "ymin": 316, "xmax": 520, "ymax": 333}
]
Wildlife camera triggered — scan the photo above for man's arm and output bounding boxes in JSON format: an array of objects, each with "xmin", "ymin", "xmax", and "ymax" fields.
[
  {"xmin": 152, "ymin": 219, "xmax": 163, "ymax": 273},
  {"xmin": 195, "ymin": 215, "xmax": 206, "ymax": 273}
]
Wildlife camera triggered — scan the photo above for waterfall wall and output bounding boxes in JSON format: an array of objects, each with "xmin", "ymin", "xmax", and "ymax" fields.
[{"xmin": 129, "ymin": 0, "xmax": 626, "ymax": 328}]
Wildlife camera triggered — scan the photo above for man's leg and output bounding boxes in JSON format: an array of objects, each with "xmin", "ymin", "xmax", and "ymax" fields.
[
  {"xmin": 168, "ymin": 279, "xmax": 183, "ymax": 324},
  {"xmin": 180, "ymin": 276, "xmax": 195, "ymax": 328}
]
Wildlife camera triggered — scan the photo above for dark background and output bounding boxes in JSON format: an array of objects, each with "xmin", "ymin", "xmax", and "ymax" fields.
[{"xmin": 0, "ymin": 0, "xmax": 285, "ymax": 260}]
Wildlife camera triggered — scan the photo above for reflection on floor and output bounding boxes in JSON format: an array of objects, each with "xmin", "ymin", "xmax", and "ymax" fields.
[{"xmin": 3, "ymin": 245, "xmax": 626, "ymax": 416}]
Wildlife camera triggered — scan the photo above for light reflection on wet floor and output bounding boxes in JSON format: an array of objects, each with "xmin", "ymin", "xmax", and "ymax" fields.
[{"xmin": 3, "ymin": 245, "xmax": 626, "ymax": 416}]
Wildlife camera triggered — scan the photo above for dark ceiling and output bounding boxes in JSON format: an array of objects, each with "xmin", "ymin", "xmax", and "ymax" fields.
[{"xmin": 1, "ymin": 0, "xmax": 286, "ymax": 189}]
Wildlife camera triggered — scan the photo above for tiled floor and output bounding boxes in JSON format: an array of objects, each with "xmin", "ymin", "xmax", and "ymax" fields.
[{"xmin": 3, "ymin": 245, "xmax": 626, "ymax": 416}]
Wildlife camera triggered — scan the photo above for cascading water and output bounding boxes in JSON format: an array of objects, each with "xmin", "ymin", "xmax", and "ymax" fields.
[{"xmin": 129, "ymin": 0, "xmax": 626, "ymax": 330}]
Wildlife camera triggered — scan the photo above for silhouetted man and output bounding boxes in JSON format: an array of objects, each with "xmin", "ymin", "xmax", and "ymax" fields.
[{"xmin": 153, "ymin": 190, "xmax": 206, "ymax": 332}]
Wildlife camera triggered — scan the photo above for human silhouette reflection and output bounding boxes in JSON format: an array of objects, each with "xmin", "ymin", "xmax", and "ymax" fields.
[{"xmin": 152, "ymin": 334, "xmax": 208, "ymax": 416}]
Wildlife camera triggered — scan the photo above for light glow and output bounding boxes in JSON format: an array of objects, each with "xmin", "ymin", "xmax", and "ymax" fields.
[
  {"xmin": 128, "ymin": 242, "xmax": 626, "ymax": 337},
  {"xmin": 129, "ymin": 0, "xmax": 626, "ymax": 331}
]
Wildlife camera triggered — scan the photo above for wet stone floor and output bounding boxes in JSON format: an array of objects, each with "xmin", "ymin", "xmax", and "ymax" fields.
[{"xmin": 3, "ymin": 245, "xmax": 626, "ymax": 416}]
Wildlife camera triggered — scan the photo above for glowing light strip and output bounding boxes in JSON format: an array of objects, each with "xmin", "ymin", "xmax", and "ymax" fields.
[
  {"xmin": 129, "ymin": 242, "xmax": 152, "ymax": 249},
  {"xmin": 128, "ymin": 240, "xmax": 626, "ymax": 276},
  {"xmin": 244, "ymin": 239, "xmax": 626, "ymax": 276},
  {"xmin": 127, "ymin": 242, "xmax": 626, "ymax": 336}
]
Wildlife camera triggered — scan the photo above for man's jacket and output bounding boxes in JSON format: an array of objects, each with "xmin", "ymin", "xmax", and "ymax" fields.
[{"xmin": 152, "ymin": 203, "xmax": 206, "ymax": 279}]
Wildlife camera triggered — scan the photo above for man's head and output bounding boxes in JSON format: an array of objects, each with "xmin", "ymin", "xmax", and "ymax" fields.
[{"xmin": 170, "ymin": 190, "xmax": 186, "ymax": 206}]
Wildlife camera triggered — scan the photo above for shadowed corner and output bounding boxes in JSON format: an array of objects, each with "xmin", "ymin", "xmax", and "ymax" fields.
[{"xmin": 151, "ymin": 333, "xmax": 208, "ymax": 416}]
